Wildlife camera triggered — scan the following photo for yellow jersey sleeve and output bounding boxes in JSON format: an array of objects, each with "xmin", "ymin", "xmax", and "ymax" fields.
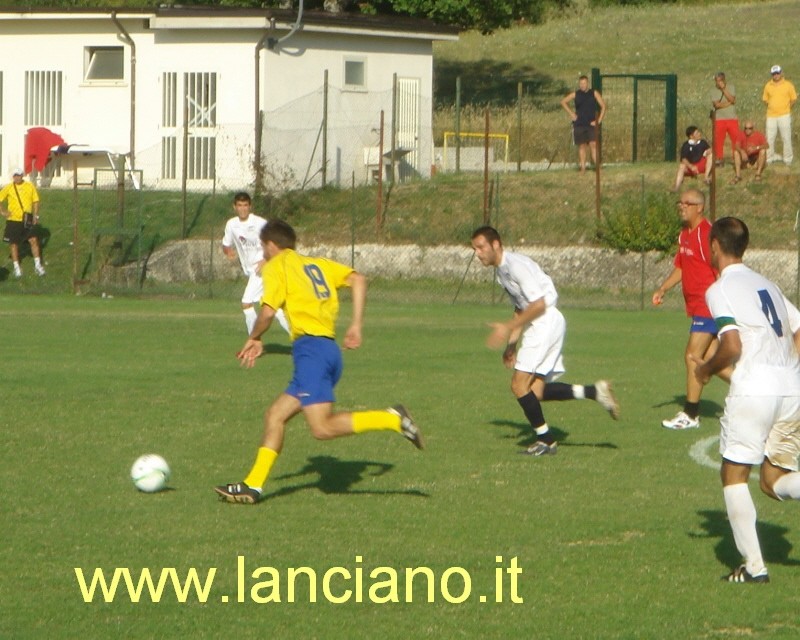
[{"xmin": 262, "ymin": 250, "xmax": 354, "ymax": 341}]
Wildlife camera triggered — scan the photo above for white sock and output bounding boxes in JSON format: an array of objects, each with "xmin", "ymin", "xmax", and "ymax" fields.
[
  {"xmin": 572, "ymin": 385, "xmax": 586, "ymax": 400},
  {"xmin": 243, "ymin": 307, "xmax": 258, "ymax": 335},
  {"xmin": 773, "ymin": 472, "xmax": 800, "ymax": 501},
  {"xmin": 275, "ymin": 308, "xmax": 290, "ymax": 334},
  {"xmin": 34, "ymin": 257, "xmax": 42, "ymax": 267},
  {"xmin": 723, "ymin": 483, "xmax": 767, "ymax": 576},
  {"xmin": 13, "ymin": 261, "xmax": 20, "ymax": 270}
]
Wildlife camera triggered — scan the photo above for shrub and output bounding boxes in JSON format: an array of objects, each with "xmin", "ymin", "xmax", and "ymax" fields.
[{"xmin": 599, "ymin": 190, "xmax": 680, "ymax": 253}]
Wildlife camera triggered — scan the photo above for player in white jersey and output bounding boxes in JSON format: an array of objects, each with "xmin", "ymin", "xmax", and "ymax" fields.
[
  {"xmin": 693, "ymin": 216, "xmax": 800, "ymax": 583},
  {"xmin": 471, "ymin": 226, "xmax": 619, "ymax": 456},
  {"xmin": 222, "ymin": 192, "xmax": 289, "ymax": 336}
]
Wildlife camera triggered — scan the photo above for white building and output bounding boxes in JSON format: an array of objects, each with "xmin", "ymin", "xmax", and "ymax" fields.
[{"xmin": 0, "ymin": 7, "xmax": 457, "ymax": 190}]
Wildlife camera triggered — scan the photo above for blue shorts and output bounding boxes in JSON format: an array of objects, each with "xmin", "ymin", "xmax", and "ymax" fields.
[
  {"xmin": 286, "ymin": 336, "xmax": 342, "ymax": 406},
  {"xmin": 690, "ymin": 316, "xmax": 717, "ymax": 334}
]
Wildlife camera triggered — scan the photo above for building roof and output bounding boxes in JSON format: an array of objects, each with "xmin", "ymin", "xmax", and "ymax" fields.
[{"xmin": 0, "ymin": 6, "xmax": 459, "ymax": 41}]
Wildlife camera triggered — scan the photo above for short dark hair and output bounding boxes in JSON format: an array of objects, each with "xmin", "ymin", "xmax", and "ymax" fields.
[
  {"xmin": 471, "ymin": 225, "xmax": 502, "ymax": 245},
  {"xmin": 710, "ymin": 216, "xmax": 749, "ymax": 258},
  {"xmin": 578, "ymin": 75, "xmax": 589, "ymax": 82},
  {"xmin": 233, "ymin": 191, "xmax": 251, "ymax": 203},
  {"xmin": 685, "ymin": 125, "xmax": 699, "ymax": 138},
  {"xmin": 260, "ymin": 219, "xmax": 297, "ymax": 249}
]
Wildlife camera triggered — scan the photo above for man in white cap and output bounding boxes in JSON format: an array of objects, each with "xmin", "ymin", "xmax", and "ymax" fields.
[
  {"xmin": 0, "ymin": 168, "xmax": 45, "ymax": 277},
  {"xmin": 762, "ymin": 65, "xmax": 797, "ymax": 165}
]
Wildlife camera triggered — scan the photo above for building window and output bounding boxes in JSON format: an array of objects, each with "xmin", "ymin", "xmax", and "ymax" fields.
[
  {"xmin": 343, "ymin": 58, "xmax": 366, "ymax": 91},
  {"xmin": 185, "ymin": 72, "xmax": 217, "ymax": 128},
  {"xmin": 25, "ymin": 71, "xmax": 62, "ymax": 126},
  {"xmin": 84, "ymin": 47, "xmax": 124, "ymax": 81},
  {"xmin": 162, "ymin": 72, "xmax": 177, "ymax": 128}
]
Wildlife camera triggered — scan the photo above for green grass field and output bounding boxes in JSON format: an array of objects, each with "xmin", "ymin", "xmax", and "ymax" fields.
[{"xmin": 3, "ymin": 295, "xmax": 799, "ymax": 639}]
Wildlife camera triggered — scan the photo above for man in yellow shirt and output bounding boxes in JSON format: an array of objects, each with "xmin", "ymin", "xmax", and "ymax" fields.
[
  {"xmin": 0, "ymin": 168, "xmax": 45, "ymax": 277},
  {"xmin": 762, "ymin": 65, "xmax": 797, "ymax": 166},
  {"xmin": 215, "ymin": 219, "xmax": 423, "ymax": 504}
]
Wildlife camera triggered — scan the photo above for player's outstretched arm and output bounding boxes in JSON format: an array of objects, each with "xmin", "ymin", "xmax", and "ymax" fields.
[{"xmin": 237, "ymin": 304, "xmax": 276, "ymax": 367}]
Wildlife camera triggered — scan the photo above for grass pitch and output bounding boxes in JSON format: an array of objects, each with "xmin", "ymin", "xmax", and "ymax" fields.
[{"xmin": 2, "ymin": 295, "xmax": 798, "ymax": 639}]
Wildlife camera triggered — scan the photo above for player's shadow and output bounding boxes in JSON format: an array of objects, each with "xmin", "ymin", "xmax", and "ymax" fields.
[
  {"xmin": 265, "ymin": 455, "xmax": 429, "ymax": 500},
  {"xmin": 653, "ymin": 395, "xmax": 724, "ymax": 420},
  {"xmin": 691, "ymin": 509, "xmax": 800, "ymax": 569},
  {"xmin": 262, "ymin": 343, "xmax": 292, "ymax": 355},
  {"xmin": 489, "ymin": 419, "xmax": 618, "ymax": 451}
]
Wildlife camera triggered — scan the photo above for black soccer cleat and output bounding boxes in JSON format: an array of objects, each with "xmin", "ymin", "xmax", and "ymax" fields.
[
  {"xmin": 389, "ymin": 404, "xmax": 424, "ymax": 450},
  {"xmin": 520, "ymin": 441, "xmax": 558, "ymax": 456},
  {"xmin": 214, "ymin": 481, "xmax": 262, "ymax": 504},
  {"xmin": 722, "ymin": 564, "xmax": 769, "ymax": 583}
]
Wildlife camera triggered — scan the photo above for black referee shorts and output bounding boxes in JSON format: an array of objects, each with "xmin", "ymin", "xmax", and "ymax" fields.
[{"xmin": 3, "ymin": 220, "xmax": 36, "ymax": 244}]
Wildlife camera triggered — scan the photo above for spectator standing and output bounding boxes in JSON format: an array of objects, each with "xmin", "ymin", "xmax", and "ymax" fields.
[
  {"xmin": 710, "ymin": 72, "xmax": 738, "ymax": 166},
  {"xmin": 0, "ymin": 168, "xmax": 45, "ymax": 278},
  {"xmin": 762, "ymin": 65, "xmax": 797, "ymax": 166}
]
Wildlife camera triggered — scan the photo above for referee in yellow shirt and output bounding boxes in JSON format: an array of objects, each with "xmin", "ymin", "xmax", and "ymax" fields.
[
  {"xmin": 215, "ymin": 219, "xmax": 423, "ymax": 504},
  {"xmin": 0, "ymin": 168, "xmax": 45, "ymax": 277}
]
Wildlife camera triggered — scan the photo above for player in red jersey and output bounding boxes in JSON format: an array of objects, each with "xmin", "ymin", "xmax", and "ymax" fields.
[{"xmin": 652, "ymin": 188, "xmax": 731, "ymax": 429}]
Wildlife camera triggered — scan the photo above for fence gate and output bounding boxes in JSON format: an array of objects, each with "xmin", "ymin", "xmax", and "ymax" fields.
[{"xmin": 593, "ymin": 68, "xmax": 677, "ymax": 163}]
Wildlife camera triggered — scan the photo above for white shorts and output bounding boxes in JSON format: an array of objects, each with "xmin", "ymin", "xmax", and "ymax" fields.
[
  {"xmin": 514, "ymin": 307, "xmax": 566, "ymax": 381},
  {"xmin": 719, "ymin": 395, "xmax": 800, "ymax": 467},
  {"xmin": 765, "ymin": 411, "xmax": 800, "ymax": 471},
  {"xmin": 241, "ymin": 273, "xmax": 263, "ymax": 305}
]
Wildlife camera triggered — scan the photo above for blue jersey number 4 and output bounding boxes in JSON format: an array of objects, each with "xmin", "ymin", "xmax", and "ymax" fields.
[
  {"xmin": 758, "ymin": 289, "xmax": 783, "ymax": 337},
  {"xmin": 304, "ymin": 264, "xmax": 331, "ymax": 299}
]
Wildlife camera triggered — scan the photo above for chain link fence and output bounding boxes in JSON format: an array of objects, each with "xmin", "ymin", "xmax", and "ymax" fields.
[{"xmin": 7, "ymin": 71, "xmax": 800, "ymax": 311}]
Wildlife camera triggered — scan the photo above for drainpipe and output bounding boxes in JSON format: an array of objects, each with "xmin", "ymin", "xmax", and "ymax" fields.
[
  {"xmin": 254, "ymin": 23, "xmax": 273, "ymax": 192},
  {"xmin": 254, "ymin": 2, "xmax": 304, "ymax": 191},
  {"xmin": 111, "ymin": 11, "xmax": 136, "ymax": 167}
]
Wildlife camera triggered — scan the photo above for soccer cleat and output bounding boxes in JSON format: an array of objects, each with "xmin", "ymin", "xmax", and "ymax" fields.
[
  {"xmin": 520, "ymin": 441, "xmax": 558, "ymax": 456},
  {"xmin": 389, "ymin": 404, "xmax": 424, "ymax": 450},
  {"xmin": 594, "ymin": 380, "xmax": 619, "ymax": 420},
  {"xmin": 723, "ymin": 565, "xmax": 769, "ymax": 583},
  {"xmin": 13, "ymin": 266, "xmax": 22, "ymax": 278},
  {"xmin": 35, "ymin": 264, "xmax": 46, "ymax": 276},
  {"xmin": 661, "ymin": 411, "xmax": 700, "ymax": 430},
  {"xmin": 214, "ymin": 481, "xmax": 262, "ymax": 504}
]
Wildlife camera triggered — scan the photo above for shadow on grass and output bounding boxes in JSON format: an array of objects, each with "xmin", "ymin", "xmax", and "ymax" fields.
[
  {"xmin": 266, "ymin": 455, "xmax": 429, "ymax": 501},
  {"xmin": 652, "ymin": 395, "xmax": 725, "ymax": 420},
  {"xmin": 262, "ymin": 343, "xmax": 292, "ymax": 356},
  {"xmin": 489, "ymin": 419, "xmax": 618, "ymax": 451},
  {"xmin": 692, "ymin": 509, "xmax": 800, "ymax": 570}
]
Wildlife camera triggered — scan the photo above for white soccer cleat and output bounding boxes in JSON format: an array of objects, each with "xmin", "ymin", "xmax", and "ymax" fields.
[
  {"xmin": 595, "ymin": 380, "xmax": 619, "ymax": 420},
  {"xmin": 35, "ymin": 264, "xmax": 46, "ymax": 276},
  {"xmin": 661, "ymin": 411, "xmax": 700, "ymax": 430}
]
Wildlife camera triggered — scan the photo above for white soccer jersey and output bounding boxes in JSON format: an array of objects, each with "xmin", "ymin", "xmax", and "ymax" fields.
[
  {"xmin": 496, "ymin": 250, "xmax": 558, "ymax": 312},
  {"xmin": 706, "ymin": 263, "xmax": 800, "ymax": 397},
  {"xmin": 222, "ymin": 214, "xmax": 268, "ymax": 277}
]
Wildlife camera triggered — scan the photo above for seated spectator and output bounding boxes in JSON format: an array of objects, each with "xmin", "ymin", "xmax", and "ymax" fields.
[
  {"xmin": 671, "ymin": 126, "xmax": 713, "ymax": 192},
  {"xmin": 731, "ymin": 121, "xmax": 768, "ymax": 184}
]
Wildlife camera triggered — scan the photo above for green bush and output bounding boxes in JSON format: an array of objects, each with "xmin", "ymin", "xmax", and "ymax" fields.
[{"xmin": 599, "ymin": 190, "xmax": 680, "ymax": 253}]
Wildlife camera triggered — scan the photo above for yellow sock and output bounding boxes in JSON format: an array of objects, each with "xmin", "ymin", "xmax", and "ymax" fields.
[
  {"xmin": 243, "ymin": 447, "xmax": 278, "ymax": 490},
  {"xmin": 352, "ymin": 410, "xmax": 401, "ymax": 434}
]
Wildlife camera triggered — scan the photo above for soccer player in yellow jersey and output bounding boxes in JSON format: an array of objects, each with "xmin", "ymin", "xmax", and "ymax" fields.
[{"xmin": 215, "ymin": 219, "xmax": 423, "ymax": 504}]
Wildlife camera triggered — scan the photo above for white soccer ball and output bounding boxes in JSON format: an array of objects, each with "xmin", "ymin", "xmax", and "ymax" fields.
[{"xmin": 131, "ymin": 454, "xmax": 171, "ymax": 493}]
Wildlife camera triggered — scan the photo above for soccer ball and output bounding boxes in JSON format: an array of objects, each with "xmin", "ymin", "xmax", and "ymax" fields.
[{"xmin": 131, "ymin": 454, "xmax": 171, "ymax": 493}]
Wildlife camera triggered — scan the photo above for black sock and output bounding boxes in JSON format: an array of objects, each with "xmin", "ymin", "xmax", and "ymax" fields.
[
  {"xmin": 684, "ymin": 402, "xmax": 700, "ymax": 419},
  {"xmin": 517, "ymin": 392, "xmax": 554, "ymax": 443},
  {"xmin": 543, "ymin": 382, "xmax": 574, "ymax": 401}
]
